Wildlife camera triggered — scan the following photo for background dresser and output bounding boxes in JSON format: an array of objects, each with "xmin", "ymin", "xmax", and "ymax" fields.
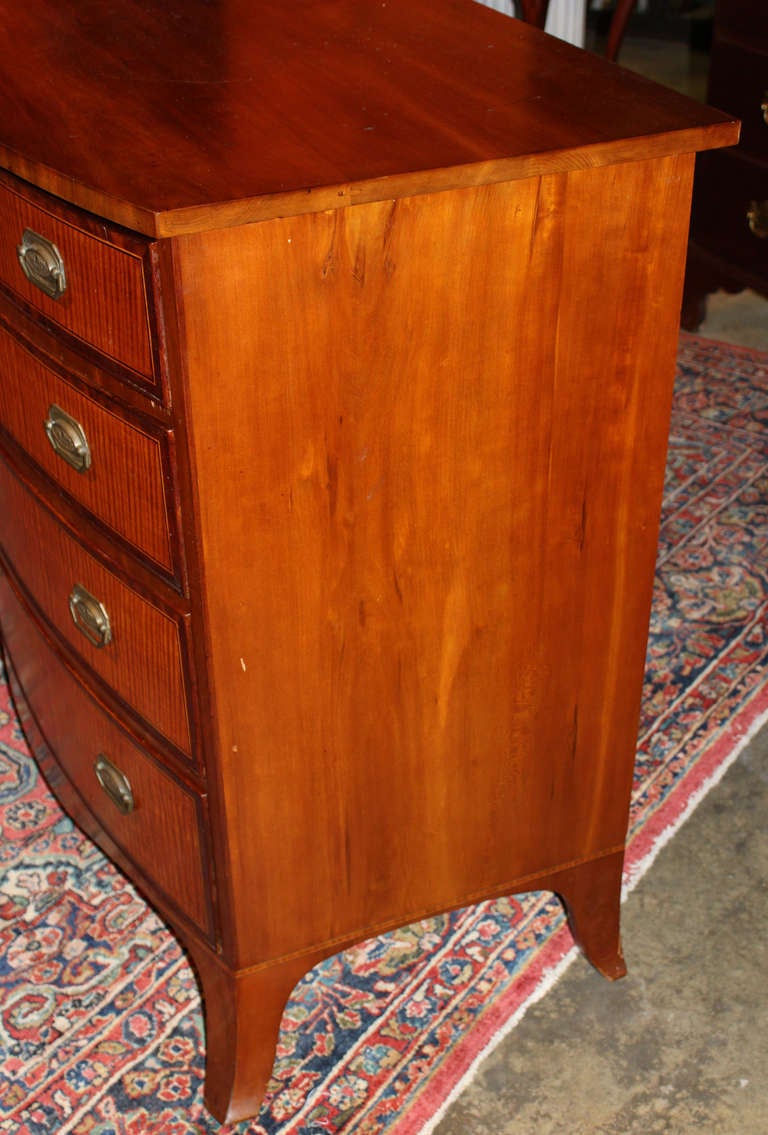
[
  {"xmin": 683, "ymin": 0, "xmax": 768, "ymax": 325},
  {"xmin": 0, "ymin": 0, "xmax": 737, "ymax": 1122}
]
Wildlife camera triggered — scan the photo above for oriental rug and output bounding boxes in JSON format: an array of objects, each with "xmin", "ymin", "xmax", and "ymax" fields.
[{"xmin": 1, "ymin": 333, "xmax": 767, "ymax": 1135}]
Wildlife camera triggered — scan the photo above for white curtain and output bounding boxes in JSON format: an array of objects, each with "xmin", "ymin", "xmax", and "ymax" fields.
[{"xmin": 476, "ymin": 0, "xmax": 587, "ymax": 47}]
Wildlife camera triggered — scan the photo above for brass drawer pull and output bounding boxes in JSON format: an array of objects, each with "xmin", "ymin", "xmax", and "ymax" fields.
[
  {"xmin": 69, "ymin": 583, "xmax": 112, "ymax": 648},
  {"xmin": 747, "ymin": 200, "xmax": 768, "ymax": 239},
  {"xmin": 44, "ymin": 404, "xmax": 92, "ymax": 473},
  {"xmin": 762, "ymin": 92, "xmax": 768, "ymax": 127},
  {"xmin": 94, "ymin": 754, "xmax": 134, "ymax": 814},
  {"xmin": 16, "ymin": 228, "xmax": 68, "ymax": 300}
]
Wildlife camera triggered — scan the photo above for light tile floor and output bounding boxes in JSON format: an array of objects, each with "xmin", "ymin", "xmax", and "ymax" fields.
[
  {"xmin": 699, "ymin": 290, "xmax": 768, "ymax": 351},
  {"xmin": 435, "ymin": 728, "xmax": 768, "ymax": 1135}
]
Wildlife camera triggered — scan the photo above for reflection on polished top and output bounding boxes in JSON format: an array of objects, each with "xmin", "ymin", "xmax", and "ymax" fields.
[{"xmin": 0, "ymin": 0, "xmax": 738, "ymax": 234}]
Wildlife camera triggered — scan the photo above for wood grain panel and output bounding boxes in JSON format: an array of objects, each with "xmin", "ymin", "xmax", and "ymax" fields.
[
  {"xmin": 0, "ymin": 0, "xmax": 737, "ymax": 234},
  {"xmin": 0, "ymin": 327, "xmax": 175, "ymax": 571},
  {"xmin": 0, "ymin": 570, "xmax": 211, "ymax": 934},
  {"xmin": 173, "ymin": 156, "xmax": 694, "ymax": 968},
  {"xmin": 0, "ymin": 458, "xmax": 191, "ymax": 753},
  {"xmin": 0, "ymin": 178, "xmax": 154, "ymax": 375}
]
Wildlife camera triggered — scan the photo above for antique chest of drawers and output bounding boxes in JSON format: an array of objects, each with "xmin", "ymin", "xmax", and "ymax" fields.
[
  {"xmin": 683, "ymin": 0, "xmax": 768, "ymax": 324},
  {"xmin": 0, "ymin": 0, "xmax": 737, "ymax": 1122}
]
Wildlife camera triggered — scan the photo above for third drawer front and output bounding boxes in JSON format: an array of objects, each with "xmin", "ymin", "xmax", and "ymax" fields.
[
  {"xmin": 0, "ymin": 326, "xmax": 176, "ymax": 574},
  {"xmin": 0, "ymin": 457, "xmax": 192, "ymax": 756},
  {"xmin": 0, "ymin": 570, "xmax": 211, "ymax": 937}
]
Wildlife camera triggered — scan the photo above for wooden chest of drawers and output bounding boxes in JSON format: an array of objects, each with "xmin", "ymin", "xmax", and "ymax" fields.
[
  {"xmin": 683, "ymin": 0, "xmax": 768, "ymax": 323},
  {"xmin": 0, "ymin": 0, "xmax": 737, "ymax": 1122}
]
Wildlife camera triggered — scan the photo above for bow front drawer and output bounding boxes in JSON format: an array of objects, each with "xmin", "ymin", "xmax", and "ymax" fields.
[
  {"xmin": 0, "ymin": 458, "xmax": 192, "ymax": 756},
  {"xmin": 0, "ymin": 326, "xmax": 177, "ymax": 575},
  {"xmin": 0, "ymin": 571, "xmax": 211, "ymax": 936},
  {"xmin": 0, "ymin": 175, "xmax": 156, "ymax": 386}
]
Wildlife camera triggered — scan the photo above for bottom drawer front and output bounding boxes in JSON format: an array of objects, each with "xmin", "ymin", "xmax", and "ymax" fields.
[{"xmin": 0, "ymin": 571, "xmax": 212, "ymax": 936}]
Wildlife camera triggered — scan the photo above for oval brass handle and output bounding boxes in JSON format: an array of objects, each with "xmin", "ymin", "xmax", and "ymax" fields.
[
  {"xmin": 747, "ymin": 200, "xmax": 768, "ymax": 239},
  {"xmin": 45, "ymin": 404, "xmax": 92, "ymax": 473},
  {"xmin": 69, "ymin": 584, "xmax": 112, "ymax": 648},
  {"xmin": 16, "ymin": 228, "xmax": 68, "ymax": 300},
  {"xmin": 94, "ymin": 754, "xmax": 134, "ymax": 814},
  {"xmin": 762, "ymin": 92, "xmax": 768, "ymax": 127}
]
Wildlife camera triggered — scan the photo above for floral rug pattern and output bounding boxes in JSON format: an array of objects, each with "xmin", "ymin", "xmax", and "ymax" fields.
[{"xmin": 1, "ymin": 334, "xmax": 767, "ymax": 1134}]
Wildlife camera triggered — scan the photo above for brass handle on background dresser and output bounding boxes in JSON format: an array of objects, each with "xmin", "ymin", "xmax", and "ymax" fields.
[
  {"xmin": 762, "ymin": 92, "xmax": 768, "ymax": 126},
  {"xmin": 45, "ymin": 404, "xmax": 92, "ymax": 473},
  {"xmin": 16, "ymin": 228, "xmax": 68, "ymax": 300},
  {"xmin": 747, "ymin": 201, "xmax": 768, "ymax": 239},
  {"xmin": 94, "ymin": 754, "xmax": 134, "ymax": 815},
  {"xmin": 69, "ymin": 584, "xmax": 112, "ymax": 648}
]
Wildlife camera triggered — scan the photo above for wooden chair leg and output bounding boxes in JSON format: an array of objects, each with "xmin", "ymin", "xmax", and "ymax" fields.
[
  {"xmin": 516, "ymin": 0, "xmax": 636, "ymax": 63},
  {"xmin": 517, "ymin": 0, "xmax": 550, "ymax": 29},
  {"xmin": 606, "ymin": 0, "xmax": 637, "ymax": 61}
]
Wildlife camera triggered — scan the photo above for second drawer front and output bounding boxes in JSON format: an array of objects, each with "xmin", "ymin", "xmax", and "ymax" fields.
[
  {"xmin": 0, "ymin": 459, "xmax": 191, "ymax": 755},
  {"xmin": 0, "ymin": 327, "xmax": 175, "ymax": 573},
  {"xmin": 0, "ymin": 178, "xmax": 155, "ymax": 382},
  {"xmin": 0, "ymin": 571, "xmax": 211, "ymax": 936}
]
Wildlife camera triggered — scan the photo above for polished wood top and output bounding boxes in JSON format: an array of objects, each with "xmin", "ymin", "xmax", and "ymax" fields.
[{"xmin": 0, "ymin": 0, "xmax": 738, "ymax": 235}]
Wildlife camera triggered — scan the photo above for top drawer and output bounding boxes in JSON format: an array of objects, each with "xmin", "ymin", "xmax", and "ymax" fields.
[{"xmin": 0, "ymin": 175, "xmax": 157, "ymax": 388}]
